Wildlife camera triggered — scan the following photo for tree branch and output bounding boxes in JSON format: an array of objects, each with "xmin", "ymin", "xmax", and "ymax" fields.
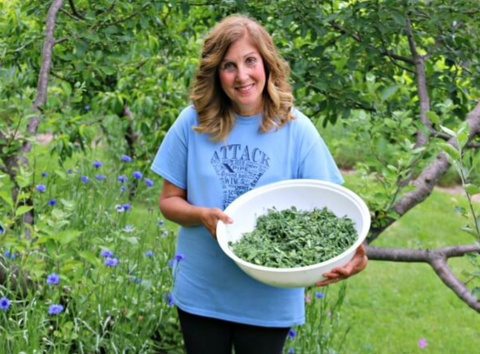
[
  {"xmin": 366, "ymin": 244, "xmax": 480, "ymax": 313},
  {"xmin": 368, "ymin": 101, "xmax": 480, "ymax": 242},
  {"xmin": 68, "ymin": 0, "xmax": 84, "ymax": 19}
]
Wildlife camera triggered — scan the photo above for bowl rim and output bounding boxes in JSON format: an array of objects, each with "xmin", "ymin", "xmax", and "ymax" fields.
[{"xmin": 217, "ymin": 179, "xmax": 371, "ymax": 273}]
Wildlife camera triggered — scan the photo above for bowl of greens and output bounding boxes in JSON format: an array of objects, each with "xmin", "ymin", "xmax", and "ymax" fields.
[{"xmin": 216, "ymin": 179, "xmax": 370, "ymax": 288}]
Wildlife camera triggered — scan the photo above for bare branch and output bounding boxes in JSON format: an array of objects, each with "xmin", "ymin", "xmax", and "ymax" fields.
[
  {"xmin": 430, "ymin": 258, "xmax": 480, "ymax": 313},
  {"xmin": 405, "ymin": 16, "xmax": 432, "ymax": 147},
  {"xmin": 68, "ymin": 0, "xmax": 84, "ymax": 19},
  {"xmin": 328, "ymin": 21, "xmax": 415, "ymax": 65},
  {"xmin": 366, "ymin": 244, "xmax": 480, "ymax": 313}
]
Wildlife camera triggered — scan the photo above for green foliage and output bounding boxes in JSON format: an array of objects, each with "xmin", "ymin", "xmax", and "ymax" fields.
[
  {"xmin": 231, "ymin": 207, "xmax": 357, "ymax": 268},
  {"xmin": 0, "ymin": 149, "xmax": 182, "ymax": 352}
]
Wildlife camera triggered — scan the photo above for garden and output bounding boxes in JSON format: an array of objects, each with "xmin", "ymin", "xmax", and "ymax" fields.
[{"xmin": 1, "ymin": 1, "xmax": 480, "ymax": 353}]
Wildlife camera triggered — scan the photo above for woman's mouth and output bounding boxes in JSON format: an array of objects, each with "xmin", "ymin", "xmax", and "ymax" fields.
[{"xmin": 235, "ymin": 83, "xmax": 255, "ymax": 94}]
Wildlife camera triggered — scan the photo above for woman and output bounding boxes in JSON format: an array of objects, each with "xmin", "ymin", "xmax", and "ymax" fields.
[{"xmin": 151, "ymin": 14, "xmax": 367, "ymax": 354}]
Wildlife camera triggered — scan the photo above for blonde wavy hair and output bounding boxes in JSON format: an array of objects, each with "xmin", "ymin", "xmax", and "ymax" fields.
[{"xmin": 190, "ymin": 14, "xmax": 295, "ymax": 141}]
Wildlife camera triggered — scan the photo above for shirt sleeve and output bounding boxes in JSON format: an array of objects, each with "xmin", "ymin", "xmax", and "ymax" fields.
[
  {"xmin": 295, "ymin": 110, "xmax": 344, "ymax": 185},
  {"xmin": 150, "ymin": 106, "xmax": 194, "ymax": 189}
]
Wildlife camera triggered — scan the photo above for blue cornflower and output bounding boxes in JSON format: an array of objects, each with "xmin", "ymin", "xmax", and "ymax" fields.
[
  {"xmin": 121, "ymin": 155, "xmax": 132, "ymax": 162},
  {"xmin": 315, "ymin": 292, "xmax": 325, "ymax": 299},
  {"xmin": 115, "ymin": 204, "xmax": 125, "ymax": 212},
  {"xmin": 100, "ymin": 249, "xmax": 114, "ymax": 258},
  {"xmin": 104, "ymin": 257, "xmax": 119, "ymax": 267},
  {"xmin": 122, "ymin": 203, "xmax": 131, "ymax": 211},
  {"xmin": 46, "ymin": 273, "xmax": 60, "ymax": 285},
  {"xmin": 288, "ymin": 348, "xmax": 295, "ymax": 353},
  {"xmin": 144, "ymin": 251, "xmax": 154, "ymax": 257},
  {"xmin": 92, "ymin": 160, "xmax": 103, "ymax": 168},
  {"xmin": 48, "ymin": 199, "xmax": 57, "ymax": 206},
  {"xmin": 174, "ymin": 253, "xmax": 185, "ymax": 261},
  {"xmin": 288, "ymin": 329, "xmax": 296, "ymax": 339},
  {"xmin": 161, "ymin": 230, "xmax": 168, "ymax": 238},
  {"xmin": 84, "ymin": 105, "xmax": 90, "ymax": 111},
  {"xmin": 158, "ymin": 220, "xmax": 164, "ymax": 226},
  {"xmin": 95, "ymin": 174, "xmax": 106, "ymax": 180},
  {"xmin": 81, "ymin": 176, "xmax": 89, "ymax": 183},
  {"xmin": 164, "ymin": 293, "xmax": 174, "ymax": 307},
  {"xmin": 131, "ymin": 276, "xmax": 142, "ymax": 283},
  {"xmin": 3, "ymin": 250, "xmax": 14, "ymax": 260},
  {"xmin": 67, "ymin": 168, "xmax": 73, "ymax": 174},
  {"xmin": 0, "ymin": 297, "xmax": 11, "ymax": 311},
  {"xmin": 120, "ymin": 185, "xmax": 127, "ymax": 192},
  {"xmin": 35, "ymin": 184, "xmax": 46, "ymax": 192},
  {"xmin": 132, "ymin": 171, "xmax": 143, "ymax": 180},
  {"xmin": 145, "ymin": 178, "xmax": 154, "ymax": 187},
  {"xmin": 167, "ymin": 259, "xmax": 175, "ymax": 266},
  {"xmin": 117, "ymin": 175, "xmax": 128, "ymax": 183},
  {"xmin": 48, "ymin": 304, "xmax": 64, "ymax": 315},
  {"xmin": 123, "ymin": 225, "xmax": 134, "ymax": 232},
  {"xmin": 41, "ymin": 172, "xmax": 48, "ymax": 178},
  {"xmin": 0, "ymin": 224, "xmax": 4, "ymax": 233}
]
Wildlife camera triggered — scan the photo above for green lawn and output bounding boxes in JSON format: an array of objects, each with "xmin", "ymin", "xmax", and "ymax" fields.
[{"xmin": 337, "ymin": 179, "xmax": 480, "ymax": 354}]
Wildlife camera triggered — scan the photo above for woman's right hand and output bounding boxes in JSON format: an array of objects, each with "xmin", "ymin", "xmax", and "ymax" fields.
[{"xmin": 200, "ymin": 207, "xmax": 233, "ymax": 238}]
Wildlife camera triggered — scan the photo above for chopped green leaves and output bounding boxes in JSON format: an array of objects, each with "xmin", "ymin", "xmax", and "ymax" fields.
[{"xmin": 230, "ymin": 206, "xmax": 357, "ymax": 268}]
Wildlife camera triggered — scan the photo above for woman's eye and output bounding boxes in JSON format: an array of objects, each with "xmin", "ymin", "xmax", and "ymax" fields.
[
  {"xmin": 223, "ymin": 62, "xmax": 235, "ymax": 70},
  {"xmin": 246, "ymin": 57, "xmax": 257, "ymax": 65}
]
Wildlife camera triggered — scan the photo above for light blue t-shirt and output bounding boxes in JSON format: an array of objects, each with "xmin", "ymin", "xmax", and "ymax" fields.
[{"xmin": 151, "ymin": 105, "xmax": 343, "ymax": 327}]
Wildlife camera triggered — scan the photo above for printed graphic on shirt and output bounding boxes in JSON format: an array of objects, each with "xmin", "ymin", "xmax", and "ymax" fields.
[{"xmin": 211, "ymin": 144, "xmax": 270, "ymax": 209}]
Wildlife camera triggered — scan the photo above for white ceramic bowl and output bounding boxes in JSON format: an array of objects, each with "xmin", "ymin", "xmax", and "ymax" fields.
[{"xmin": 217, "ymin": 179, "xmax": 370, "ymax": 288}]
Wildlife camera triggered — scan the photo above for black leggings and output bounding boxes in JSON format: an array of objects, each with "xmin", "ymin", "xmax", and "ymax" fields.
[{"xmin": 177, "ymin": 308, "xmax": 290, "ymax": 354}]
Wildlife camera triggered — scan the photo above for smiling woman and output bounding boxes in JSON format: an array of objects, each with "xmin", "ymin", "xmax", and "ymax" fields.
[
  {"xmin": 218, "ymin": 37, "xmax": 266, "ymax": 116},
  {"xmin": 150, "ymin": 14, "xmax": 367, "ymax": 354}
]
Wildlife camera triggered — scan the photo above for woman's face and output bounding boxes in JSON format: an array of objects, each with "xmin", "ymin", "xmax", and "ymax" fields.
[{"xmin": 219, "ymin": 35, "xmax": 266, "ymax": 116}]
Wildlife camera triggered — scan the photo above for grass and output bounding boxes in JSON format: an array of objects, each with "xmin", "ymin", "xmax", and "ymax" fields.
[{"xmin": 336, "ymin": 174, "xmax": 480, "ymax": 354}]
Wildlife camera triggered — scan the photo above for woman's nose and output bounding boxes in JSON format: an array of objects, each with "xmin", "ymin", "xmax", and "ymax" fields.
[{"xmin": 236, "ymin": 66, "xmax": 249, "ymax": 82}]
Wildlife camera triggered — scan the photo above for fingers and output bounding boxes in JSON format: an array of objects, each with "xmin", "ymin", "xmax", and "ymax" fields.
[{"xmin": 202, "ymin": 208, "xmax": 233, "ymax": 239}]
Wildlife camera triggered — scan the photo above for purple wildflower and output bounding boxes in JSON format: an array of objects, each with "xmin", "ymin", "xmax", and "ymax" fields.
[
  {"xmin": 3, "ymin": 250, "xmax": 14, "ymax": 260},
  {"xmin": 158, "ymin": 220, "xmax": 164, "ymax": 226},
  {"xmin": 288, "ymin": 329, "xmax": 296, "ymax": 338},
  {"xmin": 100, "ymin": 249, "xmax": 114, "ymax": 258},
  {"xmin": 122, "ymin": 203, "xmax": 131, "ymax": 210},
  {"xmin": 84, "ymin": 105, "xmax": 90, "ymax": 111},
  {"xmin": 95, "ymin": 174, "xmax": 106, "ymax": 180},
  {"xmin": 46, "ymin": 273, "xmax": 60, "ymax": 285},
  {"xmin": 36, "ymin": 184, "xmax": 46, "ymax": 192},
  {"xmin": 115, "ymin": 204, "xmax": 125, "ymax": 212},
  {"xmin": 117, "ymin": 175, "xmax": 128, "ymax": 183},
  {"xmin": 41, "ymin": 172, "xmax": 48, "ymax": 178},
  {"xmin": 131, "ymin": 276, "xmax": 142, "ymax": 283},
  {"xmin": 81, "ymin": 176, "xmax": 89, "ymax": 183},
  {"xmin": 67, "ymin": 168, "xmax": 73, "ymax": 174},
  {"xmin": 132, "ymin": 171, "xmax": 143, "ymax": 180},
  {"xmin": 288, "ymin": 349, "xmax": 295, "ymax": 354},
  {"xmin": 48, "ymin": 304, "xmax": 64, "ymax": 315},
  {"xmin": 145, "ymin": 178, "xmax": 154, "ymax": 187},
  {"xmin": 174, "ymin": 253, "xmax": 185, "ymax": 261},
  {"xmin": 104, "ymin": 257, "xmax": 119, "ymax": 267},
  {"xmin": 0, "ymin": 224, "xmax": 4, "ymax": 233},
  {"xmin": 48, "ymin": 199, "xmax": 57, "ymax": 206},
  {"xmin": 123, "ymin": 225, "xmax": 134, "ymax": 232},
  {"xmin": 164, "ymin": 293, "xmax": 174, "ymax": 307},
  {"xmin": 0, "ymin": 297, "xmax": 11, "ymax": 311},
  {"xmin": 315, "ymin": 292, "xmax": 325, "ymax": 299},
  {"xmin": 144, "ymin": 251, "xmax": 154, "ymax": 257},
  {"xmin": 121, "ymin": 155, "xmax": 132, "ymax": 162},
  {"xmin": 161, "ymin": 230, "xmax": 168, "ymax": 238},
  {"xmin": 92, "ymin": 160, "xmax": 103, "ymax": 168},
  {"xmin": 120, "ymin": 185, "xmax": 127, "ymax": 192},
  {"xmin": 418, "ymin": 338, "xmax": 427, "ymax": 349},
  {"xmin": 167, "ymin": 259, "xmax": 175, "ymax": 266}
]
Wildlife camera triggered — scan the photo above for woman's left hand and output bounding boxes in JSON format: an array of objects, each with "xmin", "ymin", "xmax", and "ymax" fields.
[{"xmin": 315, "ymin": 244, "xmax": 368, "ymax": 287}]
